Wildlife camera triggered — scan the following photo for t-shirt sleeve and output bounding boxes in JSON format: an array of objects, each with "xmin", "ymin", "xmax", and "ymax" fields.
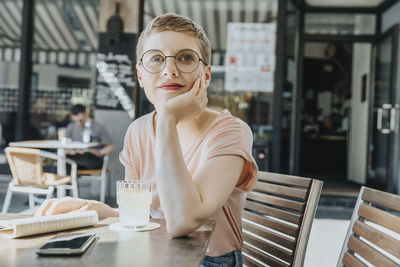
[
  {"xmin": 119, "ymin": 123, "xmax": 140, "ymax": 178},
  {"xmin": 205, "ymin": 119, "xmax": 258, "ymax": 192},
  {"xmin": 66, "ymin": 123, "xmax": 73, "ymax": 139}
]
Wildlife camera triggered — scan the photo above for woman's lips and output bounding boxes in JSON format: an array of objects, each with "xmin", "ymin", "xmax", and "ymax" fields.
[{"xmin": 158, "ymin": 83, "xmax": 184, "ymax": 91}]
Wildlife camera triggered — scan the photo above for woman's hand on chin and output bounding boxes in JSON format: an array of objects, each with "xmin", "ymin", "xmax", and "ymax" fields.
[
  {"xmin": 157, "ymin": 77, "xmax": 208, "ymax": 124},
  {"xmin": 34, "ymin": 197, "xmax": 118, "ymax": 218}
]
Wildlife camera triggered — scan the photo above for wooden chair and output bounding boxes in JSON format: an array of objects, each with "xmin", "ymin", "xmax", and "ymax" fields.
[
  {"xmin": 2, "ymin": 147, "xmax": 79, "ymax": 213},
  {"xmin": 337, "ymin": 186, "xmax": 400, "ymax": 267},
  {"xmin": 242, "ymin": 171, "xmax": 323, "ymax": 267},
  {"xmin": 77, "ymin": 155, "xmax": 109, "ymax": 202}
]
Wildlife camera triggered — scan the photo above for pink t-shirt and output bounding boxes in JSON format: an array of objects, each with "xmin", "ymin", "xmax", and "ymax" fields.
[{"xmin": 119, "ymin": 110, "xmax": 258, "ymax": 256}]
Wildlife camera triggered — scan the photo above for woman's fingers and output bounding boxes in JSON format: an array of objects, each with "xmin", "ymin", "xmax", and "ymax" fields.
[
  {"xmin": 196, "ymin": 77, "xmax": 207, "ymax": 106},
  {"xmin": 190, "ymin": 77, "xmax": 201, "ymax": 96},
  {"xmin": 67, "ymin": 205, "xmax": 89, "ymax": 214},
  {"xmin": 34, "ymin": 199, "xmax": 56, "ymax": 217},
  {"xmin": 34, "ymin": 197, "xmax": 88, "ymax": 216}
]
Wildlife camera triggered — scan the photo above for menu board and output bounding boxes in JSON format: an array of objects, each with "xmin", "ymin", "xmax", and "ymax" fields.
[
  {"xmin": 224, "ymin": 23, "xmax": 276, "ymax": 92},
  {"xmin": 95, "ymin": 33, "xmax": 136, "ymax": 118}
]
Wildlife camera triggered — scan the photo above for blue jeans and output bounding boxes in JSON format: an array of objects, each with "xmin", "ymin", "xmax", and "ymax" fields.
[{"xmin": 201, "ymin": 249, "xmax": 243, "ymax": 267}]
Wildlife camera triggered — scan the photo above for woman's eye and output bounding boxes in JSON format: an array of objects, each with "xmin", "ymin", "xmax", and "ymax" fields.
[
  {"xmin": 151, "ymin": 56, "xmax": 164, "ymax": 62},
  {"xmin": 179, "ymin": 55, "xmax": 194, "ymax": 62}
]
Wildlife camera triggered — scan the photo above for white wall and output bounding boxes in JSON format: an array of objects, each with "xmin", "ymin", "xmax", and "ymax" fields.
[
  {"xmin": 348, "ymin": 43, "xmax": 371, "ymax": 184},
  {"xmin": 94, "ymin": 109, "xmax": 132, "ymax": 199}
]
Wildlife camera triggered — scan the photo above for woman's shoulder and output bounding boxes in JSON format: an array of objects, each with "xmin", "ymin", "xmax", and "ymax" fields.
[
  {"xmin": 211, "ymin": 109, "xmax": 252, "ymax": 133},
  {"xmin": 126, "ymin": 111, "xmax": 155, "ymax": 133}
]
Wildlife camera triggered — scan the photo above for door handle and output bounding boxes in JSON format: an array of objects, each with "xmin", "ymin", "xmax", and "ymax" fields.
[
  {"xmin": 390, "ymin": 104, "xmax": 400, "ymax": 133},
  {"xmin": 377, "ymin": 104, "xmax": 392, "ymax": 134}
]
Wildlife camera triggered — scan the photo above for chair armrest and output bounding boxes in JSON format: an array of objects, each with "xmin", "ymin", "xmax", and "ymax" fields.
[
  {"xmin": 39, "ymin": 150, "xmax": 59, "ymax": 161},
  {"xmin": 64, "ymin": 157, "xmax": 77, "ymax": 167}
]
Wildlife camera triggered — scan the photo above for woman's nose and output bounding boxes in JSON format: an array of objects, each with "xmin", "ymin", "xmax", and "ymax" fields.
[{"xmin": 162, "ymin": 58, "xmax": 179, "ymax": 77}]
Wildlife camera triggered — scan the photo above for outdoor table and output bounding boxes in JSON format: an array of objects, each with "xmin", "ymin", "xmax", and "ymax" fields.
[
  {"xmin": 9, "ymin": 140, "xmax": 99, "ymax": 176},
  {"xmin": 0, "ymin": 215, "xmax": 215, "ymax": 267}
]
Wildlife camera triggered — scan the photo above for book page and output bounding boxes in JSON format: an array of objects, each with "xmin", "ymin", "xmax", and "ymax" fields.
[{"xmin": 0, "ymin": 211, "xmax": 98, "ymax": 238}]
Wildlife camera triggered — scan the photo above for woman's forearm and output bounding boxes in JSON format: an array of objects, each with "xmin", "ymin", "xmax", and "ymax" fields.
[{"xmin": 155, "ymin": 114, "xmax": 204, "ymax": 236}]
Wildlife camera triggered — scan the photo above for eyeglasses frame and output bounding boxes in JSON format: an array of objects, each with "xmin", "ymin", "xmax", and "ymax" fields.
[{"xmin": 139, "ymin": 49, "xmax": 206, "ymax": 74}]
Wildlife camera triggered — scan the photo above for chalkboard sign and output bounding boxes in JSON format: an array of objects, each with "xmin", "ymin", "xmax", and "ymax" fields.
[{"xmin": 95, "ymin": 33, "xmax": 136, "ymax": 118}]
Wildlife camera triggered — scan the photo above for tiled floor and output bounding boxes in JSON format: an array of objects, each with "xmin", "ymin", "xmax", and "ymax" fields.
[{"xmin": 304, "ymin": 219, "xmax": 350, "ymax": 266}]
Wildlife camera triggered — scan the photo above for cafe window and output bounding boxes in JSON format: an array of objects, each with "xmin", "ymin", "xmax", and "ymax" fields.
[{"xmin": 0, "ymin": 0, "xmax": 99, "ymax": 143}]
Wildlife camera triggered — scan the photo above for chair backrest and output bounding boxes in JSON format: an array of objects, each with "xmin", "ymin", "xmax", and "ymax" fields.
[
  {"xmin": 337, "ymin": 186, "xmax": 400, "ymax": 267},
  {"xmin": 5, "ymin": 147, "xmax": 44, "ymax": 186},
  {"xmin": 242, "ymin": 171, "xmax": 323, "ymax": 267}
]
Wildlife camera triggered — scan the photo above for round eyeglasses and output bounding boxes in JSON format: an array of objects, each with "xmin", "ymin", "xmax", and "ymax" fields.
[{"xmin": 140, "ymin": 49, "xmax": 206, "ymax": 74}]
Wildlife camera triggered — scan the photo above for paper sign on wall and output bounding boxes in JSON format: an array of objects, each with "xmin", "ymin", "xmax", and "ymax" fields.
[{"xmin": 224, "ymin": 23, "xmax": 276, "ymax": 92}]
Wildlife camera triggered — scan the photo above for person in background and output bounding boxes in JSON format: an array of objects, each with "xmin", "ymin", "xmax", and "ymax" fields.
[
  {"xmin": 36, "ymin": 14, "xmax": 257, "ymax": 267},
  {"xmin": 66, "ymin": 104, "xmax": 115, "ymax": 169}
]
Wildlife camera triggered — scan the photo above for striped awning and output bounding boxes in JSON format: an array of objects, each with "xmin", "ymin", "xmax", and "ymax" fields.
[
  {"xmin": 0, "ymin": 0, "xmax": 98, "ymax": 66},
  {"xmin": 0, "ymin": 0, "xmax": 279, "ymax": 67}
]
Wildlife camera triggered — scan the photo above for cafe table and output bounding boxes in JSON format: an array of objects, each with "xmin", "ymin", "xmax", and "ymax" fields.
[
  {"xmin": 0, "ymin": 215, "xmax": 215, "ymax": 267},
  {"xmin": 9, "ymin": 140, "xmax": 99, "ymax": 176}
]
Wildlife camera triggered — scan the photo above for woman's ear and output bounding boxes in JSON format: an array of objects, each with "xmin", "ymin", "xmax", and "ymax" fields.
[
  {"xmin": 136, "ymin": 64, "xmax": 144, "ymax": 88},
  {"xmin": 204, "ymin": 65, "xmax": 212, "ymax": 87}
]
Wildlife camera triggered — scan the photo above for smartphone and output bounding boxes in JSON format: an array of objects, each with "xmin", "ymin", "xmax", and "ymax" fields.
[{"xmin": 36, "ymin": 232, "xmax": 96, "ymax": 256}]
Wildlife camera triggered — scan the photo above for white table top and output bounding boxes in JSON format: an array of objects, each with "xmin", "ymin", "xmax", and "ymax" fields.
[{"xmin": 9, "ymin": 140, "xmax": 99, "ymax": 150}]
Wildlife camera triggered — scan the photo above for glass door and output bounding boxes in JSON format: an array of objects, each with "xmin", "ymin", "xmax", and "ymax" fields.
[{"xmin": 367, "ymin": 24, "xmax": 399, "ymax": 192}]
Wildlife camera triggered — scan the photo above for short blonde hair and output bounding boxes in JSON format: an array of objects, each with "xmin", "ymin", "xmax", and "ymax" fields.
[{"xmin": 136, "ymin": 13, "xmax": 211, "ymax": 66}]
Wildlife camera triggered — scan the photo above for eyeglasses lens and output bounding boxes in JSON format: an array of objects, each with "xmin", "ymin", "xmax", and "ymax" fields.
[{"xmin": 142, "ymin": 50, "xmax": 200, "ymax": 73}]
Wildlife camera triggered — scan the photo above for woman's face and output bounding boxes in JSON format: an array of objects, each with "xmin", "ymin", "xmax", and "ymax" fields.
[{"xmin": 136, "ymin": 31, "xmax": 211, "ymax": 109}]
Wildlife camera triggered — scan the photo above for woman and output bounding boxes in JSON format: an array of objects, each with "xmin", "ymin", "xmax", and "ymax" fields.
[{"xmin": 36, "ymin": 13, "xmax": 258, "ymax": 267}]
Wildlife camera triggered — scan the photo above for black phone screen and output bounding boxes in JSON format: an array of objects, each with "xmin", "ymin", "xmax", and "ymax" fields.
[{"xmin": 40, "ymin": 233, "xmax": 94, "ymax": 250}]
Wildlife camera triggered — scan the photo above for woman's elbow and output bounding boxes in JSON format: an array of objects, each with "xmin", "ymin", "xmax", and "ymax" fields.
[{"xmin": 166, "ymin": 218, "xmax": 200, "ymax": 238}]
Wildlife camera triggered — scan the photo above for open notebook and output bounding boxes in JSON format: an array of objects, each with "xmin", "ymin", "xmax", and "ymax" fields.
[{"xmin": 0, "ymin": 211, "xmax": 98, "ymax": 238}]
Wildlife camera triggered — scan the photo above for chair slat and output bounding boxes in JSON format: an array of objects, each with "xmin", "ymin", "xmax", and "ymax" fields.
[
  {"xmin": 243, "ymin": 257, "xmax": 261, "ymax": 267},
  {"xmin": 243, "ymin": 245, "xmax": 290, "ymax": 267},
  {"xmin": 358, "ymin": 204, "xmax": 400, "ymax": 234},
  {"xmin": 353, "ymin": 220, "xmax": 400, "ymax": 258},
  {"xmin": 362, "ymin": 187, "xmax": 400, "ymax": 213},
  {"xmin": 245, "ymin": 200, "xmax": 302, "ymax": 225},
  {"xmin": 77, "ymin": 169, "xmax": 102, "ymax": 175},
  {"xmin": 254, "ymin": 181, "xmax": 309, "ymax": 200},
  {"xmin": 243, "ymin": 210, "xmax": 298, "ymax": 237},
  {"xmin": 243, "ymin": 220, "xmax": 296, "ymax": 250},
  {"xmin": 247, "ymin": 191, "xmax": 305, "ymax": 212},
  {"xmin": 257, "ymin": 172, "xmax": 312, "ymax": 188},
  {"xmin": 348, "ymin": 235, "xmax": 399, "ymax": 267},
  {"xmin": 292, "ymin": 179, "xmax": 323, "ymax": 267},
  {"xmin": 244, "ymin": 232, "xmax": 293, "ymax": 263},
  {"xmin": 343, "ymin": 252, "xmax": 367, "ymax": 267},
  {"xmin": 242, "ymin": 172, "xmax": 321, "ymax": 267}
]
